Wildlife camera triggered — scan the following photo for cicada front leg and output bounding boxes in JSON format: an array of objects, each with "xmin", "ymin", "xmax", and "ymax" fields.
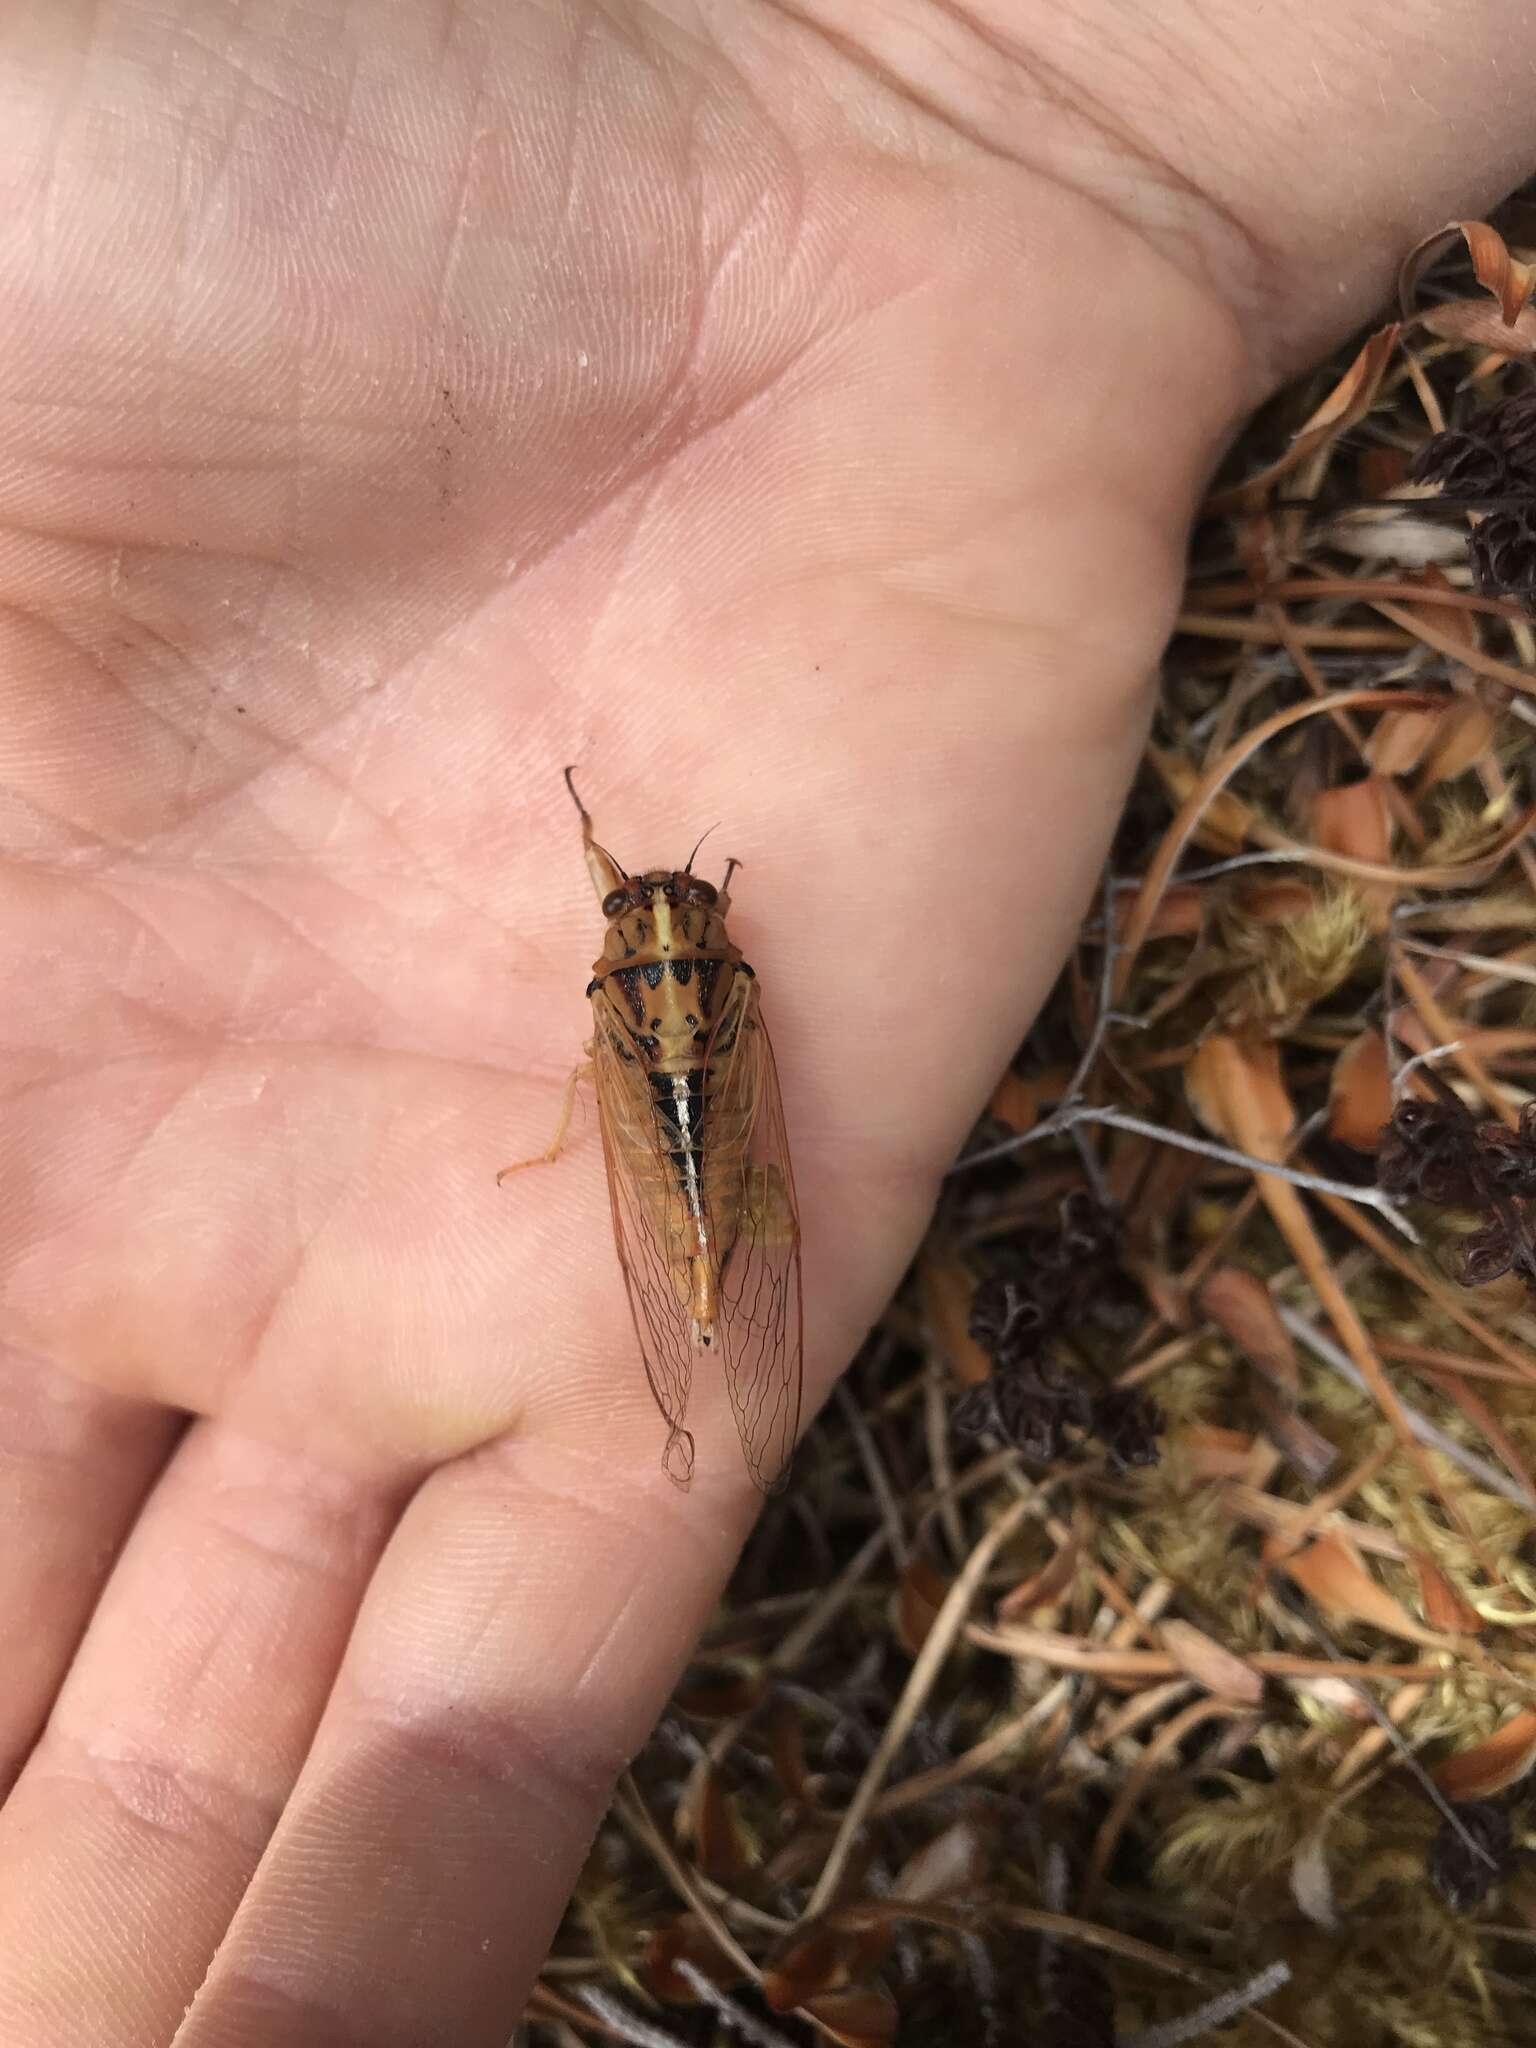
[{"xmin": 496, "ymin": 1054, "xmax": 594, "ymax": 1182}]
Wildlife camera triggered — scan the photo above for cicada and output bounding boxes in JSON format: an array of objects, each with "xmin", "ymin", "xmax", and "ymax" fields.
[{"xmin": 505, "ymin": 772, "xmax": 803, "ymax": 1493}]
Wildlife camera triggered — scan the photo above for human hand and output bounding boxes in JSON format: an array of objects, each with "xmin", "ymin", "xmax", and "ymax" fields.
[{"xmin": 0, "ymin": 3, "xmax": 1528, "ymax": 2041}]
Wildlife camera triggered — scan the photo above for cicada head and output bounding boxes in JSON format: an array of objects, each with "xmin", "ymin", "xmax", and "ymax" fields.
[{"xmin": 597, "ymin": 868, "xmax": 719, "ymax": 920}]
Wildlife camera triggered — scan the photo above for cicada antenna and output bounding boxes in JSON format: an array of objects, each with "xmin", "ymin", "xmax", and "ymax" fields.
[
  {"xmin": 683, "ymin": 821, "xmax": 720, "ymax": 874},
  {"xmin": 563, "ymin": 766, "xmax": 627, "ymax": 877}
]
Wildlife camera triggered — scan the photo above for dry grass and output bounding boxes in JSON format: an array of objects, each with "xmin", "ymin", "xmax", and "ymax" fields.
[{"xmin": 522, "ymin": 209, "xmax": 1536, "ymax": 2048}]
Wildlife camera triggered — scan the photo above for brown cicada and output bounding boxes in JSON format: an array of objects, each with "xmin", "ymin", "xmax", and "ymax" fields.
[{"xmin": 504, "ymin": 772, "xmax": 803, "ymax": 1493}]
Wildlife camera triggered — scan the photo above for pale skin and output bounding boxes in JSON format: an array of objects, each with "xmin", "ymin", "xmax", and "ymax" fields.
[{"xmin": 0, "ymin": 2, "xmax": 1529, "ymax": 2041}]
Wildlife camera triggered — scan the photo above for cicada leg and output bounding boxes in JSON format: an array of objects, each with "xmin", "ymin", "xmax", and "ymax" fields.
[{"xmin": 496, "ymin": 1056, "xmax": 594, "ymax": 1182}]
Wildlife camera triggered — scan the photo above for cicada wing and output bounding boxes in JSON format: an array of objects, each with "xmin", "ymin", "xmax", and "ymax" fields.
[
  {"xmin": 707, "ymin": 981, "xmax": 804, "ymax": 1495},
  {"xmin": 590, "ymin": 1006, "xmax": 699, "ymax": 1485}
]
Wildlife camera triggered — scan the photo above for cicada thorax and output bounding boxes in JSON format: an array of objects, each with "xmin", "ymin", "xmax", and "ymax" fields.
[{"xmin": 587, "ymin": 869, "xmax": 756, "ymax": 1345}]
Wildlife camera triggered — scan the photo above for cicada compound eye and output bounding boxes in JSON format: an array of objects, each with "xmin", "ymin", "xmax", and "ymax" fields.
[
  {"xmin": 682, "ymin": 878, "xmax": 718, "ymax": 907},
  {"xmin": 601, "ymin": 886, "xmax": 630, "ymax": 918}
]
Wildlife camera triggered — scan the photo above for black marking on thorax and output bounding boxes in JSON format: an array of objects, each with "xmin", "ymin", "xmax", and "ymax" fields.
[
  {"xmin": 692, "ymin": 958, "xmax": 722, "ymax": 1019},
  {"xmin": 610, "ymin": 966, "xmax": 648, "ymax": 1027}
]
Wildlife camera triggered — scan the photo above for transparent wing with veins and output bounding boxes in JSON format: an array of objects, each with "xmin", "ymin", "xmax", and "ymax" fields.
[
  {"xmin": 591, "ymin": 1012, "xmax": 699, "ymax": 1485},
  {"xmin": 590, "ymin": 973, "xmax": 803, "ymax": 1493}
]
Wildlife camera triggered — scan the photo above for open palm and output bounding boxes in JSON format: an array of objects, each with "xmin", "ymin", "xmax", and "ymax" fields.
[{"xmin": 0, "ymin": 3, "xmax": 1528, "ymax": 2042}]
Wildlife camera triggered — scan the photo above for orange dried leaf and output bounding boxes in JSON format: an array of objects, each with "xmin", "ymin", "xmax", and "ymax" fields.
[
  {"xmin": 674, "ymin": 1670, "xmax": 769, "ymax": 1720},
  {"xmin": 692, "ymin": 1764, "xmax": 754, "ymax": 1883},
  {"xmin": 918, "ymin": 1256, "xmax": 989, "ymax": 1389},
  {"xmin": 1401, "ymin": 221, "xmax": 1536, "ymax": 327},
  {"xmin": 764, "ymin": 1926, "xmax": 892, "ymax": 2020},
  {"xmin": 645, "ymin": 1919, "xmax": 745, "ymax": 2002},
  {"xmin": 893, "ymin": 1555, "xmax": 951, "ymax": 1658},
  {"xmin": 987, "ymin": 1070, "xmax": 1037, "ymax": 1134},
  {"xmin": 1328, "ymin": 1030, "xmax": 1393, "ymax": 1153},
  {"xmin": 1160, "ymin": 1618, "xmax": 1265, "ymax": 1704},
  {"xmin": 763, "ymin": 1927, "xmax": 846, "ymax": 2010},
  {"xmin": 798, "ymin": 1986, "xmax": 900, "ymax": 2048},
  {"xmin": 1465, "ymin": 219, "xmax": 1536, "ymax": 324},
  {"xmin": 1177, "ymin": 1424, "xmax": 1259, "ymax": 1478},
  {"xmin": 767, "ymin": 1696, "xmax": 811, "ymax": 1807},
  {"xmin": 1414, "ymin": 1554, "xmax": 1481, "ymax": 1635},
  {"xmin": 1187, "ymin": 1034, "xmax": 1295, "ymax": 1160},
  {"xmin": 1395, "ymin": 565, "xmax": 1483, "ymax": 658},
  {"xmin": 1283, "ymin": 1533, "xmax": 1445, "ymax": 1646},
  {"xmin": 1200, "ymin": 1266, "xmax": 1298, "ymax": 1395},
  {"xmin": 1207, "ymin": 325, "xmax": 1401, "ymax": 511},
  {"xmin": 1433, "ymin": 1709, "xmax": 1536, "ymax": 1801},
  {"xmin": 1420, "ymin": 697, "xmax": 1496, "ymax": 784},
  {"xmin": 1235, "ymin": 877, "xmax": 1317, "ymax": 924},
  {"xmin": 1367, "ymin": 707, "xmax": 1440, "ymax": 777},
  {"xmin": 1111, "ymin": 882, "xmax": 1204, "ymax": 943},
  {"xmin": 1312, "ymin": 776, "xmax": 1395, "ymax": 928}
]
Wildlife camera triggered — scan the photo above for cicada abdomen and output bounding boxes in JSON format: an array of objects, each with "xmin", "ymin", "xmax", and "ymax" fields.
[{"xmin": 549, "ymin": 771, "xmax": 802, "ymax": 1493}]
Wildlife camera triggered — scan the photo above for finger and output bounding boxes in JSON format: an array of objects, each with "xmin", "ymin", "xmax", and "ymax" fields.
[
  {"xmin": 174, "ymin": 1437, "xmax": 748, "ymax": 2048},
  {"xmin": 0, "ymin": 1422, "xmax": 396, "ymax": 2047},
  {"xmin": 0, "ymin": 1341, "xmax": 175, "ymax": 1783}
]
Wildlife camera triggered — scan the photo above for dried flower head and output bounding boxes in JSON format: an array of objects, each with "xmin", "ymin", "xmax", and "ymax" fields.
[
  {"xmin": 1090, "ymin": 1386, "xmax": 1164, "ymax": 1474},
  {"xmin": 1377, "ymin": 1098, "xmax": 1536, "ymax": 1297},
  {"xmin": 1410, "ymin": 388, "xmax": 1536, "ymax": 603},
  {"xmin": 1377, "ymin": 1099, "xmax": 1483, "ymax": 1209},
  {"xmin": 967, "ymin": 1192, "xmax": 1122, "ymax": 1371},
  {"xmin": 956, "ymin": 1194, "xmax": 1160, "ymax": 1469},
  {"xmin": 1469, "ymin": 507, "xmax": 1536, "ymax": 606},
  {"xmin": 1411, "ymin": 389, "xmax": 1536, "ymax": 498},
  {"xmin": 951, "ymin": 1361, "xmax": 1093, "ymax": 1463}
]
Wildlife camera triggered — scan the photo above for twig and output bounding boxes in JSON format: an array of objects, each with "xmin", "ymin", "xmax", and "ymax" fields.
[
  {"xmin": 768, "ymin": 1525, "xmax": 890, "ymax": 1672},
  {"xmin": 1121, "ymin": 1962, "xmax": 1293, "ymax": 2048},
  {"xmin": 1297, "ymin": 1608, "xmax": 1500, "ymax": 1871},
  {"xmin": 923, "ymin": 1363, "xmax": 967, "ymax": 1565},
  {"xmin": 1401, "ymin": 937, "xmax": 1536, "ymax": 992},
  {"xmin": 575, "ymin": 1988, "xmax": 690, "ymax": 2048},
  {"xmin": 671, "ymin": 1962, "xmax": 801, "ymax": 2048},
  {"xmin": 1392, "ymin": 1038, "xmax": 1469, "ymax": 1097},
  {"xmin": 834, "ymin": 1378, "xmax": 909, "ymax": 1567},
  {"xmin": 953, "ymin": 1105, "xmax": 1422, "ymax": 1243},
  {"xmin": 1277, "ymin": 1304, "xmax": 1536, "ymax": 1508},
  {"xmin": 614, "ymin": 1776, "xmax": 761, "ymax": 1986},
  {"xmin": 1063, "ymin": 865, "xmax": 1121, "ymax": 1104},
  {"xmin": 800, "ymin": 1495, "xmax": 1034, "ymax": 1920}
]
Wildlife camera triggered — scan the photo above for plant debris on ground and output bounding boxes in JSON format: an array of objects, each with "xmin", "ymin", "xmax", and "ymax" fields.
[{"xmin": 522, "ymin": 208, "xmax": 1536, "ymax": 2048}]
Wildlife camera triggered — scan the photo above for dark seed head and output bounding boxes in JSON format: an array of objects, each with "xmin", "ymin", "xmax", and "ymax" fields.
[
  {"xmin": 1428, "ymin": 1801, "xmax": 1512, "ymax": 1912},
  {"xmin": 1091, "ymin": 1386, "xmax": 1163, "ymax": 1473},
  {"xmin": 1411, "ymin": 389, "xmax": 1536, "ymax": 497}
]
